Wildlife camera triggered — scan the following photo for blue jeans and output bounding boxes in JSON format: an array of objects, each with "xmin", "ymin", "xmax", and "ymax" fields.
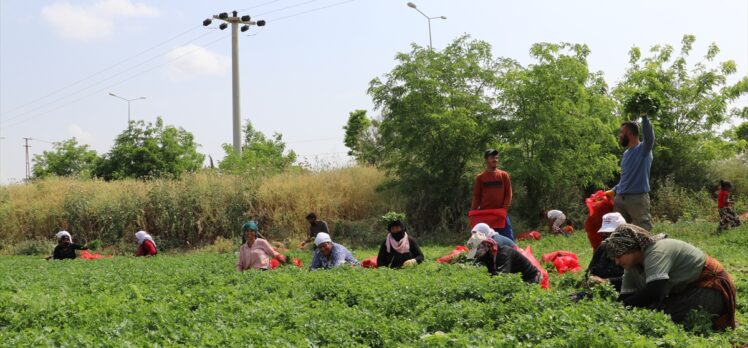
[{"xmin": 494, "ymin": 215, "xmax": 514, "ymax": 241}]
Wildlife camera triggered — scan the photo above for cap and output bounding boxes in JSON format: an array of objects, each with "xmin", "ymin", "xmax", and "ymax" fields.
[
  {"xmin": 598, "ymin": 212, "xmax": 626, "ymax": 233},
  {"xmin": 484, "ymin": 149, "xmax": 499, "ymax": 158}
]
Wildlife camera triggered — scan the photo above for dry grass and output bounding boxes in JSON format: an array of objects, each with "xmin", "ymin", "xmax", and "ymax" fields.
[{"xmin": 0, "ymin": 167, "xmax": 396, "ymax": 251}]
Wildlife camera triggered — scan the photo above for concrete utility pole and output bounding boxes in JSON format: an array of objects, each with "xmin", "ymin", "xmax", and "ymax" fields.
[
  {"xmin": 23, "ymin": 137, "xmax": 31, "ymax": 180},
  {"xmin": 203, "ymin": 11, "xmax": 266, "ymax": 156}
]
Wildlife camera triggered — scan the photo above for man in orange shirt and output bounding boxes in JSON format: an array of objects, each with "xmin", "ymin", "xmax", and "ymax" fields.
[{"xmin": 471, "ymin": 149, "xmax": 514, "ymax": 240}]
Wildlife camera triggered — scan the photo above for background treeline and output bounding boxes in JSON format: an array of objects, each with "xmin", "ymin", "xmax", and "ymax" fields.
[{"xmin": 5, "ymin": 34, "xmax": 747, "ymax": 250}]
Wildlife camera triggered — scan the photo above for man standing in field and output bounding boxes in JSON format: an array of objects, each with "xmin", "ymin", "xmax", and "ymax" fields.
[
  {"xmin": 301, "ymin": 212, "xmax": 330, "ymax": 248},
  {"xmin": 606, "ymin": 113, "xmax": 655, "ymax": 231},
  {"xmin": 471, "ymin": 149, "xmax": 514, "ymax": 240}
]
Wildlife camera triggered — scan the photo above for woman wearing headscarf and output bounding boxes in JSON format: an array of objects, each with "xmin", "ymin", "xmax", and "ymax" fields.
[
  {"xmin": 134, "ymin": 230, "xmax": 158, "ymax": 257},
  {"xmin": 309, "ymin": 232, "xmax": 359, "ymax": 270},
  {"xmin": 47, "ymin": 231, "xmax": 88, "ymax": 260},
  {"xmin": 607, "ymin": 224, "xmax": 736, "ymax": 330},
  {"xmin": 236, "ymin": 221, "xmax": 286, "ymax": 272},
  {"xmin": 471, "ymin": 223, "xmax": 516, "ymax": 249},
  {"xmin": 376, "ymin": 220, "xmax": 424, "ymax": 269},
  {"xmin": 472, "ymin": 238, "xmax": 541, "ymax": 284}
]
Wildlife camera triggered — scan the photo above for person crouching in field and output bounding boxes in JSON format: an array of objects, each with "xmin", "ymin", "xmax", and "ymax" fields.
[
  {"xmin": 717, "ymin": 180, "xmax": 741, "ymax": 232},
  {"xmin": 46, "ymin": 231, "xmax": 88, "ymax": 260},
  {"xmin": 309, "ymin": 232, "xmax": 358, "ymax": 270},
  {"xmin": 134, "ymin": 231, "xmax": 158, "ymax": 257},
  {"xmin": 471, "ymin": 238, "xmax": 541, "ymax": 284},
  {"xmin": 236, "ymin": 221, "xmax": 286, "ymax": 272},
  {"xmin": 471, "ymin": 223, "xmax": 516, "ymax": 248},
  {"xmin": 607, "ymin": 224, "xmax": 737, "ymax": 330},
  {"xmin": 546, "ymin": 209, "xmax": 567, "ymax": 235},
  {"xmin": 376, "ymin": 220, "xmax": 424, "ymax": 269},
  {"xmin": 585, "ymin": 213, "xmax": 626, "ymax": 292}
]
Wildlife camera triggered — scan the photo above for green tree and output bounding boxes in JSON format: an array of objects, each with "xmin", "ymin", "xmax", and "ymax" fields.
[
  {"xmin": 94, "ymin": 117, "xmax": 204, "ymax": 180},
  {"xmin": 498, "ymin": 42, "xmax": 620, "ymax": 220},
  {"xmin": 614, "ymin": 35, "xmax": 748, "ymax": 190},
  {"xmin": 367, "ymin": 35, "xmax": 510, "ymax": 231},
  {"xmin": 343, "ymin": 109, "xmax": 382, "ymax": 165},
  {"xmin": 218, "ymin": 120, "xmax": 297, "ymax": 175},
  {"xmin": 32, "ymin": 138, "xmax": 98, "ymax": 178}
]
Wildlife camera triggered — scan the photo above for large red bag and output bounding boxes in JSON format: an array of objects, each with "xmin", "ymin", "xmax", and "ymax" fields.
[
  {"xmin": 585, "ymin": 190, "xmax": 614, "ymax": 251},
  {"xmin": 517, "ymin": 231, "xmax": 541, "ymax": 241},
  {"xmin": 81, "ymin": 250, "xmax": 111, "ymax": 260},
  {"xmin": 542, "ymin": 250, "xmax": 582, "ymax": 274},
  {"xmin": 361, "ymin": 256, "xmax": 378, "ymax": 268},
  {"xmin": 468, "ymin": 209, "xmax": 507, "ymax": 229},
  {"xmin": 517, "ymin": 245, "xmax": 549, "ymax": 289},
  {"xmin": 436, "ymin": 246, "xmax": 469, "ymax": 264}
]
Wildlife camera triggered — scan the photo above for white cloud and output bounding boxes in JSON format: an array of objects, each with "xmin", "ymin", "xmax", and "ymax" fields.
[
  {"xmin": 164, "ymin": 45, "xmax": 230, "ymax": 81},
  {"xmin": 67, "ymin": 124, "xmax": 94, "ymax": 143},
  {"xmin": 41, "ymin": 0, "xmax": 159, "ymax": 41}
]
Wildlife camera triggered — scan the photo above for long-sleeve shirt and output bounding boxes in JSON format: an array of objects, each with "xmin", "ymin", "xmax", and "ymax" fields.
[
  {"xmin": 310, "ymin": 243, "xmax": 359, "ymax": 270},
  {"xmin": 586, "ymin": 244, "xmax": 624, "ymax": 292},
  {"xmin": 135, "ymin": 240, "xmax": 157, "ymax": 257},
  {"xmin": 376, "ymin": 237, "xmax": 424, "ymax": 269},
  {"xmin": 482, "ymin": 246, "xmax": 540, "ymax": 283},
  {"xmin": 308, "ymin": 221, "xmax": 330, "ymax": 240},
  {"xmin": 471, "ymin": 169, "xmax": 513, "ymax": 210},
  {"xmin": 613, "ymin": 116, "xmax": 654, "ymax": 195},
  {"xmin": 236, "ymin": 239, "xmax": 277, "ymax": 271},
  {"xmin": 52, "ymin": 243, "xmax": 87, "ymax": 260}
]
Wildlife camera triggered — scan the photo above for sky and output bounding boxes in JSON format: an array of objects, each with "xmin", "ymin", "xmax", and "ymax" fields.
[{"xmin": 1, "ymin": 0, "xmax": 746, "ymax": 184}]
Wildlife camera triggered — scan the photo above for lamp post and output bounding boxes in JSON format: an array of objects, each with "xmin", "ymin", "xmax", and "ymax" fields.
[
  {"xmin": 108, "ymin": 92, "xmax": 146, "ymax": 126},
  {"xmin": 406, "ymin": 2, "xmax": 446, "ymax": 50}
]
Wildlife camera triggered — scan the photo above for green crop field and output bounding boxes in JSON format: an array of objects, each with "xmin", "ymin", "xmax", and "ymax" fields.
[{"xmin": 1, "ymin": 221, "xmax": 746, "ymax": 347}]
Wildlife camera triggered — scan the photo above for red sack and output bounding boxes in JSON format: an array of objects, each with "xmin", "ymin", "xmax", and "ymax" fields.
[
  {"xmin": 517, "ymin": 231, "xmax": 541, "ymax": 241},
  {"xmin": 517, "ymin": 245, "xmax": 549, "ymax": 289},
  {"xmin": 468, "ymin": 209, "xmax": 507, "ymax": 229},
  {"xmin": 292, "ymin": 257, "xmax": 303, "ymax": 268},
  {"xmin": 81, "ymin": 250, "xmax": 110, "ymax": 260},
  {"xmin": 585, "ymin": 190, "xmax": 615, "ymax": 251},
  {"xmin": 542, "ymin": 250, "xmax": 582, "ymax": 274},
  {"xmin": 436, "ymin": 245, "xmax": 469, "ymax": 264},
  {"xmin": 361, "ymin": 256, "xmax": 378, "ymax": 268},
  {"xmin": 269, "ymin": 258, "xmax": 280, "ymax": 269},
  {"xmin": 552, "ymin": 256, "xmax": 582, "ymax": 274}
]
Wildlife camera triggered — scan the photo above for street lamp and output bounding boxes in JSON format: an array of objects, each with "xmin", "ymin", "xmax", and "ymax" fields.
[
  {"xmin": 108, "ymin": 92, "xmax": 146, "ymax": 126},
  {"xmin": 406, "ymin": 2, "xmax": 446, "ymax": 50}
]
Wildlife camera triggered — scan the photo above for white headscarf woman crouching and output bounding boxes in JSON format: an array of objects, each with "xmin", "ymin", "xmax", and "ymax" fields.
[{"xmin": 135, "ymin": 230, "xmax": 156, "ymax": 247}]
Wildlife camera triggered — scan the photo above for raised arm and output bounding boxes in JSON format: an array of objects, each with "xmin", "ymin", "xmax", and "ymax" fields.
[{"xmin": 641, "ymin": 115, "xmax": 654, "ymax": 153}]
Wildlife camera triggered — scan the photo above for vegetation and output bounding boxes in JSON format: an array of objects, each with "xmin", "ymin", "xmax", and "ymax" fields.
[
  {"xmin": 218, "ymin": 120, "xmax": 297, "ymax": 176},
  {"xmin": 32, "ymin": 138, "xmax": 98, "ymax": 179},
  {"xmin": 1, "ymin": 221, "xmax": 745, "ymax": 346}
]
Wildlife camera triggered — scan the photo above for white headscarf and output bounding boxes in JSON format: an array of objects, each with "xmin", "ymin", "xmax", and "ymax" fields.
[
  {"xmin": 315, "ymin": 232, "xmax": 332, "ymax": 246},
  {"xmin": 55, "ymin": 230, "xmax": 72, "ymax": 243},
  {"xmin": 471, "ymin": 223, "xmax": 498, "ymax": 239},
  {"xmin": 135, "ymin": 230, "xmax": 155, "ymax": 247}
]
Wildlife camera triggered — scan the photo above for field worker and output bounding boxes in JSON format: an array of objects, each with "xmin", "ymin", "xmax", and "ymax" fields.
[
  {"xmin": 606, "ymin": 113, "xmax": 655, "ymax": 231},
  {"xmin": 608, "ymin": 224, "xmax": 736, "ymax": 330},
  {"xmin": 301, "ymin": 212, "xmax": 330, "ymax": 248},
  {"xmin": 309, "ymin": 232, "xmax": 359, "ymax": 270},
  {"xmin": 717, "ymin": 180, "xmax": 741, "ymax": 232},
  {"xmin": 471, "ymin": 149, "xmax": 514, "ymax": 240},
  {"xmin": 135, "ymin": 231, "xmax": 157, "ymax": 256},
  {"xmin": 546, "ymin": 210, "xmax": 567, "ymax": 234},
  {"xmin": 470, "ymin": 223, "xmax": 515, "ymax": 248},
  {"xmin": 47, "ymin": 231, "xmax": 88, "ymax": 260},
  {"xmin": 472, "ymin": 238, "xmax": 541, "ymax": 284},
  {"xmin": 376, "ymin": 220, "xmax": 424, "ymax": 269},
  {"xmin": 585, "ymin": 213, "xmax": 626, "ymax": 292},
  {"xmin": 236, "ymin": 221, "xmax": 286, "ymax": 272}
]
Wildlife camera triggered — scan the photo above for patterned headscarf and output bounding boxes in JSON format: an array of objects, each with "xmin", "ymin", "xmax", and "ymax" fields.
[
  {"xmin": 605, "ymin": 224, "xmax": 655, "ymax": 258},
  {"xmin": 475, "ymin": 238, "xmax": 499, "ymax": 259}
]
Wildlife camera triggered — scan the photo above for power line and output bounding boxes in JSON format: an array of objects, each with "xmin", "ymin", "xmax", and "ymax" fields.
[
  {"xmin": 256, "ymin": 0, "xmax": 323, "ymax": 17},
  {"xmin": 268, "ymin": 0, "xmax": 358, "ymax": 22},
  {"xmin": 238, "ymin": 0, "xmax": 288, "ymax": 12},
  {"xmin": 3, "ymin": 34, "xmax": 230, "ymax": 130},
  {"xmin": 1, "ymin": 30, "xmax": 217, "ymax": 124},
  {"xmin": 0, "ymin": 26, "xmax": 203, "ymax": 116}
]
